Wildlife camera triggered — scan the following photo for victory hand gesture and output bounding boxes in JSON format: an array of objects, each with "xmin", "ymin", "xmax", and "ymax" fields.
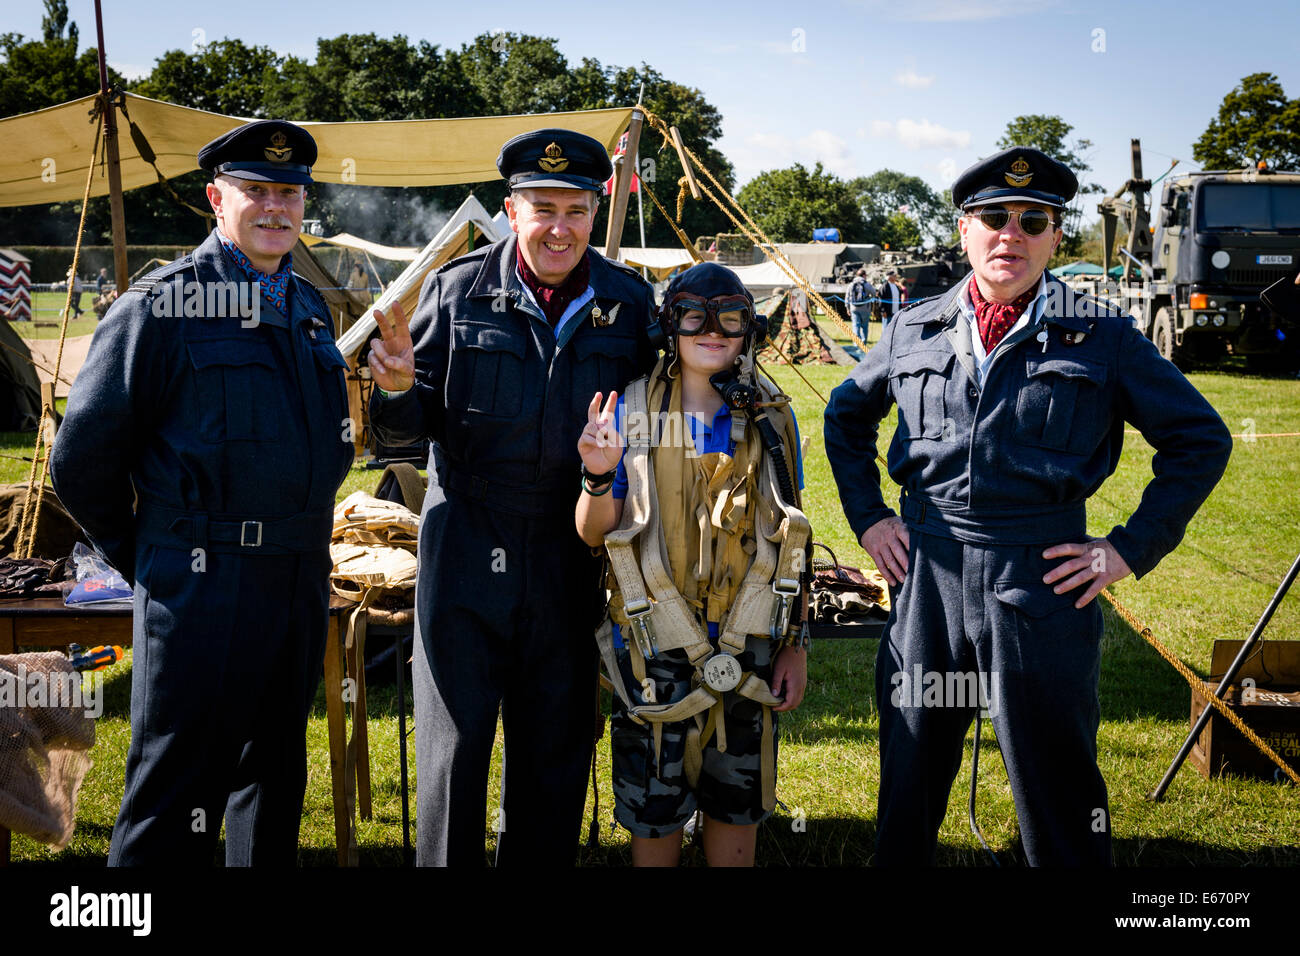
[
  {"xmin": 577, "ymin": 390, "xmax": 623, "ymax": 475},
  {"xmin": 367, "ymin": 301, "xmax": 415, "ymax": 392}
]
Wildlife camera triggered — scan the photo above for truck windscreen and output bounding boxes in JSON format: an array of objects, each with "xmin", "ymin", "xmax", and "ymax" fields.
[{"xmin": 1199, "ymin": 183, "xmax": 1300, "ymax": 231}]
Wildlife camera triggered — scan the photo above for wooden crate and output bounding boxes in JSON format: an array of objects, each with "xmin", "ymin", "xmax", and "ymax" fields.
[{"xmin": 1188, "ymin": 639, "xmax": 1300, "ymax": 781}]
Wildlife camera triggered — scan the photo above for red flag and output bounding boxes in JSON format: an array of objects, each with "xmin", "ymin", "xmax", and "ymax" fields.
[{"xmin": 603, "ymin": 131, "xmax": 639, "ymax": 195}]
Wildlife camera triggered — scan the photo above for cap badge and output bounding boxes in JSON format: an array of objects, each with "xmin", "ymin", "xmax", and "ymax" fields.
[
  {"xmin": 265, "ymin": 131, "xmax": 293, "ymax": 164},
  {"xmin": 1004, "ymin": 157, "xmax": 1032, "ymax": 187},
  {"xmin": 539, "ymin": 142, "xmax": 569, "ymax": 173}
]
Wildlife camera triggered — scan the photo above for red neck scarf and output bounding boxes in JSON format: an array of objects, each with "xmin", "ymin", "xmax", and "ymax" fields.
[
  {"xmin": 970, "ymin": 278, "xmax": 1038, "ymax": 352},
  {"xmin": 516, "ymin": 245, "xmax": 591, "ymax": 328}
]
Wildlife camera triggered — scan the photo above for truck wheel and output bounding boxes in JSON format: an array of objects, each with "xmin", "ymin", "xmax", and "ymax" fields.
[{"xmin": 1153, "ymin": 308, "xmax": 1186, "ymax": 368}]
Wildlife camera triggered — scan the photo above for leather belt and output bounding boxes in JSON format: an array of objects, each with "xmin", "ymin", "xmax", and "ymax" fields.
[{"xmin": 136, "ymin": 500, "xmax": 333, "ymax": 554}]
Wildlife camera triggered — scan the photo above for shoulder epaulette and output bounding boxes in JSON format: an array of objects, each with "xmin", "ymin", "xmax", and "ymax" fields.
[
  {"xmin": 125, "ymin": 256, "xmax": 193, "ymax": 297},
  {"xmin": 601, "ymin": 255, "xmax": 654, "ymax": 288}
]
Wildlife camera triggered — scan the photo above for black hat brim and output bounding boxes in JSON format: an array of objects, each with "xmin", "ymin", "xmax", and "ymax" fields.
[{"xmin": 213, "ymin": 161, "xmax": 313, "ymax": 186}]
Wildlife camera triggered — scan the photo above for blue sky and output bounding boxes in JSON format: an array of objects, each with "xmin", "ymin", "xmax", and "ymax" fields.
[{"xmin": 8, "ymin": 0, "xmax": 1299, "ymax": 221}]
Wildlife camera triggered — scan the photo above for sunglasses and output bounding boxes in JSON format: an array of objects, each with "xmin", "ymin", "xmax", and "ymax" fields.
[
  {"xmin": 966, "ymin": 206, "xmax": 1059, "ymax": 237},
  {"xmin": 666, "ymin": 293, "xmax": 754, "ymax": 338}
]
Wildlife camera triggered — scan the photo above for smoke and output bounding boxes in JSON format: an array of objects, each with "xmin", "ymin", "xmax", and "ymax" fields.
[{"xmin": 310, "ymin": 185, "xmax": 453, "ymax": 247}]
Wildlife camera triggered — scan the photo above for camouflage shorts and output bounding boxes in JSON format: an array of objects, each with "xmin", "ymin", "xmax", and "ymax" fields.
[{"xmin": 609, "ymin": 636, "xmax": 778, "ymax": 838}]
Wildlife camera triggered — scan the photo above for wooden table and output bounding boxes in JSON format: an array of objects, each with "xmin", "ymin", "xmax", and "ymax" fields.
[{"xmin": 0, "ymin": 594, "xmax": 367, "ymax": 867}]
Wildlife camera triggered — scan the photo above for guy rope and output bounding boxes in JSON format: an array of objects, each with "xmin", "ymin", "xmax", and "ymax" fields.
[{"xmin": 15, "ymin": 98, "xmax": 104, "ymax": 559}]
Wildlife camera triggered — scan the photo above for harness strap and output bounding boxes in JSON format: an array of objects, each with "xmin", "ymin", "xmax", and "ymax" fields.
[{"xmin": 604, "ymin": 378, "xmax": 712, "ymax": 661}]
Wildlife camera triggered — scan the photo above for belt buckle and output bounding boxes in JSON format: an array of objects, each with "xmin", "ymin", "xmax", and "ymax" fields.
[
  {"xmin": 240, "ymin": 520, "xmax": 263, "ymax": 547},
  {"xmin": 702, "ymin": 653, "xmax": 742, "ymax": 692}
]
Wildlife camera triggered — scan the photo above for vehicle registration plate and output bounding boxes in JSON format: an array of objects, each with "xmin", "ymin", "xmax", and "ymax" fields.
[{"xmin": 1256, "ymin": 254, "xmax": 1293, "ymax": 265}]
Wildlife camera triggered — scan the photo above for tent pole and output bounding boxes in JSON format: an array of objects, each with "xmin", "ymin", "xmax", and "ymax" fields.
[
  {"xmin": 94, "ymin": 0, "xmax": 129, "ymax": 295},
  {"xmin": 634, "ymin": 83, "xmax": 647, "ymax": 279},
  {"xmin": 603, "ymin": 108, "xmax": 643, "ymax": 261}
]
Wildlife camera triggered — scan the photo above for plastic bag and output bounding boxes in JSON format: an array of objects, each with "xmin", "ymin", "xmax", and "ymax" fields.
[{"xmin": 64, "ymin": 542, "xmax": 133, "ymax": 608}]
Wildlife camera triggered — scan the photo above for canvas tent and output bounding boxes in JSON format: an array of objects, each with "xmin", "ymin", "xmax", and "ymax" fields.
[
  {"xmin": 767, "ymin": 243, "xmax": 881, "ymax": 283},
  {"xmin": 1053, "ymin": 261, "xmax": 1104, "ymax": 277},
  {"xmin": 333, "ymin": 194, "xmax": 502, "ymax": 454},
  {"xmin": 0, "ymin": 93, "xmax": 633, "ymax": 206},
  {"xmin": 336, "ymin": 194, "xmax": 502, "ymax": 362},
  {"xmin": 0, "ymin": 320, "xmax": 42, "ymax": 431},
  {"xmin": 618, "ymin": 247, "xmax": 696, "ymax": 281},
  {"xmin": 301, "ymin": 233, "xmax": 420, "ymax": 263}
]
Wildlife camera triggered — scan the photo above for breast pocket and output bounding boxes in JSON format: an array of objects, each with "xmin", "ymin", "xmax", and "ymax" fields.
[
  {"xmin": 186, "ymin": 338, "xmax": 279, "ymax": 442},
  {"xmin": 570, "ymin": 330, "xmax": 640, "ymax": 416},
  {"xmin": 1013, "ymin": 355, "xmax": 1108, "ymax": 455},
  {"xmin": 447, "ymin": 320, "xmax": 526, "ymax": 418},
  {"xmin": 890, "ymin": 350, "xmax": 952, "ymax": 441}
]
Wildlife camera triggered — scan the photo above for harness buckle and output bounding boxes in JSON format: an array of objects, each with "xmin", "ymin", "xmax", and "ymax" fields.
[
  {"xmin": 623, "ymin": 598, "xmax": 659, "ymax": 658},
  {"xmin": 770, "ymin": 578, "xmax": 799, "ymax": 641},
  {"xmin": 240, "ymin": 520, "xmax": 263, "ymax": 547}
]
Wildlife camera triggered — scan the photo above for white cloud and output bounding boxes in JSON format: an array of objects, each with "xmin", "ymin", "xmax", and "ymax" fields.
[
  {"xmin": 894, "ymin": 70, "xmax": 934, "ymax": 89},
  {"xmin": 110, "ymin": 62, "xmax": 151, "ymax": 82},
  {"xmin": 732, "ymin": 129, "xmax": 857, "ymax": 183},
  {"xmin": 871, "ymin": 119, "xmax": 971, "ymax": 151},
  {"xmin": 938, "ymin": 158, "xmax": 958, "ymax": 186}
]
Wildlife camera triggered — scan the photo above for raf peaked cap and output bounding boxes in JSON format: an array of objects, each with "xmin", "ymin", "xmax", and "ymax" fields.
[
  {"xmin": 198, "ymin": 120, "xmax": 317, "ymax": 185},
  {"xmin": 497, "ymin": 128, "xmax": 613, "ymax": 193},
  {"xmin": 952, "ymin": 146, "xmax": 1078, "ymax": 210}
]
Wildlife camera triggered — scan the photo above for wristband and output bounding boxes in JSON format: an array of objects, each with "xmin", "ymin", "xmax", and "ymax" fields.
[
  {"xmin": 582, "ymin": 475, "xmax": 612, "ymax": 496},
  {"xmin": 581, "ymin": 463, "xmax": 617, "ymax": 485}
]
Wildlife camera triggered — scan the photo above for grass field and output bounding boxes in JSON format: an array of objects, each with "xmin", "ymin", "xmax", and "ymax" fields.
[{"xmin": 5, "ymin": 315, "xmax": 1299, "ymax": 867}]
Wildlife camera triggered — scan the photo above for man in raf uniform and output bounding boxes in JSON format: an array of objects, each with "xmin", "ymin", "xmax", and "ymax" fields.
[
  {"xmin": 824, "ymin": 147, "xmax": 1233, "ymax": 865},
  {"xmin": 367, "ymin": 128, "xmax": 657, "ymax": 866},
  {"xmin": 51, "ymin": 121, "xmax": 354, "ymax": 866}
]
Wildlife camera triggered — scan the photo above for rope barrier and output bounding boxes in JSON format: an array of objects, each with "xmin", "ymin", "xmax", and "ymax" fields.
[
  {"xmin": 1124, "ymin": 428, "xmax": 1300, "ymax": 440},
  {"xmin": 15, "ymin": 96, "xmax": 103, "ymax": 558},
  {"xmin": 1102, "ymin": 589, "xmax": 1300, "ymax": 786}
]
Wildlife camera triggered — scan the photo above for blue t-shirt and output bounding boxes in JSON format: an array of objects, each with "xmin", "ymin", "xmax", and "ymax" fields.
[{"xmin": 608, "ymin": 395, "xmax": 804, "ymax": 498}]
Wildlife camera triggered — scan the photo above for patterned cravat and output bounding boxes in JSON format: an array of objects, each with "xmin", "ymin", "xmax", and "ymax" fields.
[
  {"xmin": 217, "ymin": 231, "xmax": 292, "ymax": 318},
  {"xmin": 970, "ymin": 278, "xmax": 1037, "ymax": 352}
]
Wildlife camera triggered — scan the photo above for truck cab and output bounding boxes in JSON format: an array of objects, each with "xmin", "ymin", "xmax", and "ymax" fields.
[{"xmin": 1151, "ymin": 171, "xmax": 1300, "ymax": 369}]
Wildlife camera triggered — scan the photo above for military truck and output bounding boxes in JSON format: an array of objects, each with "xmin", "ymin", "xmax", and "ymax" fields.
[{"xmin": 1090, "ymin": 139, "xmax": 1300, "ymax": 372}]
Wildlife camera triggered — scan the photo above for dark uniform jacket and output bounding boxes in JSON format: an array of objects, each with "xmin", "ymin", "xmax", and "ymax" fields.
[
  {"xmin": 824, "ymin": 274, "xmax": 1233, "ymax": 579},
  {"xmin": 369, "ymin": 234, "xmax": 657, "ymax": 516},
  {"xmin": 51, "ymin": 230, "xmax": 354, "ymax": 582}
]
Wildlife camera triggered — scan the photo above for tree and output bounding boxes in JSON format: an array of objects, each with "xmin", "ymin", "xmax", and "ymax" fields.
[
  {"xmin": 1194, "ymin": 73, "xmax": 1300, "ymax": 171},
  {"xmin": 133, "ymin": 40, "xmax": 283, "ymax": 118},
  {"xmin": 735, "ymin": 163, "xmax": 867, "ymax": 243},
  {"xmin": 0, "ymin": 0, "xmax": 108, "ymax": 118},
  {"xmin": 850, "ymin": 169, "xmax": 951, "ymax": 246},
  {"xmin": 879, "ymin": 212, "xmax": 922, "ymax": 250},
  {"xmin": 996, "ymin": 114, "xmax": 1101, "ymax": 256}
]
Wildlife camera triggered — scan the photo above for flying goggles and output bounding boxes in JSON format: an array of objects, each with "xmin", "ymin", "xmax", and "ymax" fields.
[{"xmin": 665, "ymin": 293, "xmax": 755, "ymax": 338}]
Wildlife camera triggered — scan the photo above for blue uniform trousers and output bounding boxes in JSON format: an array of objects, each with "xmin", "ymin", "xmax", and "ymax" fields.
[
  {"xmin": 874, "ymin": 530, "xmax": 1112, "ymax": 866},
  {"xmin": 411, "ymin": 494, "xmax": 600, "ymax": 866},
  {"xmin": 108, "ymin": 546, "xmax": 331, "ymax": 866}
]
